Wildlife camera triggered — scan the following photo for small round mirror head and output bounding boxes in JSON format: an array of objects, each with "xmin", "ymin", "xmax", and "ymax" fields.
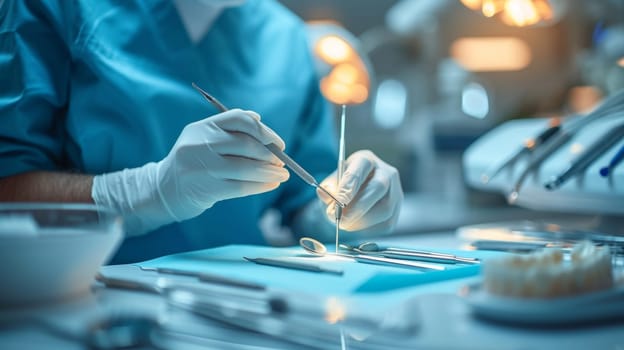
[
  {"xmin": 358, "ymin": 242, "xmax": 380, "ymax": 252},
  {"xmin": 299, "ymin": 237, "xmax": 327, "ymax": 256}
]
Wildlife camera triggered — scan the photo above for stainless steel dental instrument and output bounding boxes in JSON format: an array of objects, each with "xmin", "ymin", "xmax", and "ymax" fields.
[
  {"xmin": 335, "ymin": 104, "xmax": 347, "ymax": 253},
  {"xmin": 96, "ymin": 272, "xmax": 288, "ymax": 316},
  {"xmin": 191, "ymin": 82, "xmax": 346, "ymax": 208},
  {"xmin": 243, "ymin": 256, "xmax": 344, "ymax": 275},
  {"xmin": 138, "ymin": 266, "xmax": 265, "ymax": 290},
  {"xmin": 469, "ymin": 240, "xmax": 572, "ymax": 253},
  {"xmin": 481, "ymin": 118, "xmax": 561, "ymax": 184},
  {"xmin": 345, "ymin": 253, "xmax": 446, "ymax": 270},
  {"xmin": 299, "ymin": 237, "xmax": 446, "ymax": 271},
  {"xmin": 353, "ymin": 241, "xmax": 457, "ymax": 259},
  {"xmin": 339, "ymin": 242, "xmax": 480, "ymax": 264},
  {"xmin": 544, "ymin": 124, "xmax": 624, "ymax": 190}
]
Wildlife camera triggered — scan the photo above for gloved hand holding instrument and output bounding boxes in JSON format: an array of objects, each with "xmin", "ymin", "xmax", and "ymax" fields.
[
  {"xmin": 317, "ymin": 150, "xmax": 403, "ymax": 235},
  {"xmin": 190, "ymin": 83, "xmax": 403, "ymax": 236},
  {"xmin": 93, "ymin": 82, "xmax": 402, "ymax": 238},
  {"xmin": 92, "ymin": 108, "xmax": 290, "ymax": 235}
]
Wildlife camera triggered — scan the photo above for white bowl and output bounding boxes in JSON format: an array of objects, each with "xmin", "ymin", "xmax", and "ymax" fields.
[{"xmin": 0, "ymin": 203, "xmax": 123, "ymax": 306}]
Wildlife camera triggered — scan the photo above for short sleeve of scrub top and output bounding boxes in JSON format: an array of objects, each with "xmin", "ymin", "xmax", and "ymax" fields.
[
  {"xmin": 0, "ymin": 0, "xmax": 338, "ymax": 263},
  {"xmin": 0, "ymin": 0, "xmax": 73, "ymax": 173}
]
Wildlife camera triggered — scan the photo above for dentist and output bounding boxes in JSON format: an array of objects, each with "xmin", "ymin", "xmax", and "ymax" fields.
[{"xmin": 0, "ymin": 0, "xmax": 403, "ymax": 263}]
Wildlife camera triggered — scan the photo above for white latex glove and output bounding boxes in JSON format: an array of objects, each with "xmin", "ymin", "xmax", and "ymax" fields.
[
  {"xmin": 317, "ymin": 150, "xmax": 403, "ymax": 234},
  {"xmin": 92, "ymin": 109, "xmax": 289, "ymax": 235}
]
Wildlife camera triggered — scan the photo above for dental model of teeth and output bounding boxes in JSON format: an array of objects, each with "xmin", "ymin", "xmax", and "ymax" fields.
[{"xmin": 483, "ymin": 241, "xmax": 613, "ymax": 298}]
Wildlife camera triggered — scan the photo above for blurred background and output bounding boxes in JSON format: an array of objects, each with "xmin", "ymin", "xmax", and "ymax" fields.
[{"xmin": 278, "ymin": 0, "xmax": 624, "ymax": 235}]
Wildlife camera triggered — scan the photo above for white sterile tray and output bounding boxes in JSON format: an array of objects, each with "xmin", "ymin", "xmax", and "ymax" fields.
[
  {"xmin": 461, "ymin": 282, "xmax": 624, "ymax": 326},
  {"xmin": 463, "ymin": 116, "xmax": 624, "ymax": 215}
]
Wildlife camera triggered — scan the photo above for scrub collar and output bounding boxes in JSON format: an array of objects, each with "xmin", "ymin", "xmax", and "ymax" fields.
[{"xmin": 173, "ymin": 0, "xmax": 245, "ymax": 43}]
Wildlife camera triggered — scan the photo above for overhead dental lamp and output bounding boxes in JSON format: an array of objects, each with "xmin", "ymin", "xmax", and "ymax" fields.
[{"xmin": 459, "ymin": 0, "xmax": 568, "ymax": 27}]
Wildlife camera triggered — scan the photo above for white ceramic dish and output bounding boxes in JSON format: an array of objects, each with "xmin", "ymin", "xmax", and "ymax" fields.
[
  {"xmin": 0, "ymin": 203, "xmax": 123, "ymax": 306},
  {"xmin": 462, "ymin": 282, "xmax": 624, "ymax": 326}
]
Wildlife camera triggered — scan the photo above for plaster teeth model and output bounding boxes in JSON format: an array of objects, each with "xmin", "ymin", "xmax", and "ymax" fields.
[{"xmin": 483, "ymin": 241, "xmax": 613, "ymax": 298}]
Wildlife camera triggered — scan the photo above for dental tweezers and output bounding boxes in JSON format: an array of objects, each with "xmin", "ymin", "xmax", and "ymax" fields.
[{"xmin": 191, "ymin": 82, "xmax": 346, "ymax": 208}]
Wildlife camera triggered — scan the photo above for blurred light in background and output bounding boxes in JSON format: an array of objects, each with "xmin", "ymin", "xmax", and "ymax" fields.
[
  {"xmin": 450, "ymin": 37, "xmax": 532, "ymax": 72},
  {"xmin": 280, "ymin": 0, "xmax": 624, "ymax": 209},
  {"xmin": 309, "ymin": 24, "xmax": 371, "ymax": 105},
  {"xmin": 482, "ymin": 0, "xmax": 503, "ymax": 18},
  {"xmin": 461, "ymin": 82, "xmax": 490, "ymax": 119},
  {"xmin": 374, "ymin": 79, "xmax": 407, "ymax": 129},
  {"xmin": 567, "ymin": 85, "xmax": 603, "ymax": 114},
  {"xmin": 315, "ymin": 35, "xmax": 353, "ymax": 64},
  {"xmin": 459, "ymin": 0, "xmax": 566, "ymax": 27},
  {"xmin": 319, "ymin": 62, "xmax": 369, "ymax": 104},
  {"xmin": 501, "ymin": 0, "xmax": 551, "ymax": 26}
]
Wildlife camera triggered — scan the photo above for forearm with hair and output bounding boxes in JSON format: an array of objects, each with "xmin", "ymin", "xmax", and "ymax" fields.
[{"xmin": 0, "ymin": 171, "xmax": 94, "ymax": 203}]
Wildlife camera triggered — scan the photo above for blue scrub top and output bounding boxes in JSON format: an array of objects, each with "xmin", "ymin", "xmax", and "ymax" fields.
[{"xmin": 0, "ymin": 0, "xmax": 337, "ymax": 263}]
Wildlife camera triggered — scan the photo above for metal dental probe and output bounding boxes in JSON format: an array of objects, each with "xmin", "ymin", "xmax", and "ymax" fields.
[
  {"xmin": 335, "ymin": 104, "xmax": 346, "ymax": 253},
  {"xmin": 191, "ymin": 82, "xmax": 346, "ymax": 208}
]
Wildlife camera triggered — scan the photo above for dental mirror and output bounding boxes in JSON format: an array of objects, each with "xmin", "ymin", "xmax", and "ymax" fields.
[
  {"xmin": 339, "ymin": 242, "xmax": 380, "ymax": 253},
  {"xmin": 299, "ymin": 237, "xmax": 328, "ymax": 256},
  {"xmin": 355, "ymin": 242, "xmax": 380, "ymax": 252}
]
